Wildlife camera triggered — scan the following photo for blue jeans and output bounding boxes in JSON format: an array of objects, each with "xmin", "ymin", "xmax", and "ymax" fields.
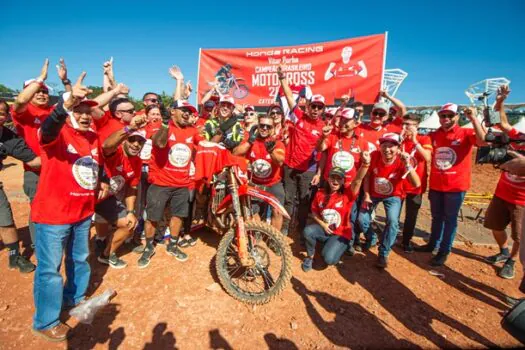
[
  {"xmin": 33, "ymin": 217, "xmax": 91, "ymax": 330},
  {"xmin": 358, "ymin": 196, "xmax": 402, "ymax": 257},
  {"xmin": 428, "ymin": 190, "xmax": 466, "ymax": 254},
  {"xmin": 303, "ymin": 224, "xmax": 349, "ymax": 265}
]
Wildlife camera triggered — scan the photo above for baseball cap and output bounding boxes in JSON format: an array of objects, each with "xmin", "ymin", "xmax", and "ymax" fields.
[
  {"xmin": 171, "ymin": 100, "xmax": 197, "ymax": 114},
  {"xmin": 203, "ymin": 100, "xmax": 216, "ymax": 109},
  {"xmin": 267, "ymin": 103, "xmax": 283, "ymax": 113},
  {"xmin": 372, "ymin": 102, "xmax": 389, "ymax": 113},
  {"xmin": 329, "ymin": 167, "xmax": 346, "ymax": 179},
  {"xmin": 219, "ymin": 95, "xmax": 235, "ymax": 105},
  {"xmin": 379, "ymin": 132, "xmax": 402, "ymax": 145},
  {"xmin": 244, "ymin": 104, "xmax": 255, "ymax": 112},
  {"xmin": 438, "ymin": 103, "xmax": 458, "ymax": 115},
  {"xmin": 310, "ymin": 94, "xmax": 326, "ymax": 106},
  {"xmin": 62, "ymin": 91, "xmax": 98, "ymax": 108},
  {"xmin": 23, "ymin": 79, "xmax": 51, "ymax": 91},
  {"xmin": 129, "ymin": 129, "xmax": 147, "ymax": 140},
  {"xmin": 340, "ymin": 108, "xmax": 357, "ymax": 120}
]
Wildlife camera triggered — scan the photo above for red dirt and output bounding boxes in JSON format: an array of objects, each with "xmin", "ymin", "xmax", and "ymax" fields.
[{"xmin": 0, "ymin": 157, "xmax": 523, "ymax": 349}]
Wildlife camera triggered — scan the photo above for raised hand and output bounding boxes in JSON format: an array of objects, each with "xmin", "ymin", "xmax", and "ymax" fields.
[
  {"xmin": 116, "ymin": 83, "xmax": 130, "ymax": 95},
  {"xmin": 103, "ymin": 57, "xmax": 114, "ymax": 75},
  {"xmin": 130, "ymin": 115, "xmax": 147, "ymax": 130},
  {"xmin": 39, "ymin": 58, "xmax": 49, "ymax": 81},
  {"xmin": 497, "ymin": 85, "xmax": 510, "ymax": 102},
  {"xmin": 169, "ymin": 65, "xmax": 184, "ymax": 80},
  {"xmin": 56, "ymin": 58, "xmax": 68, "ymax": 81},
  {"xmin": 361, "ymin": 150, "xmax": 371, "ymax": 165},
  {"xmin": 183, "ymin": 81, "xmax": 192, "ymax": 98},
  {"xmin": 400, "ymin": 151, "xmax": 411, "ymax": 164},
  {"xmin": 463, "ymin": 107, "xmax": 477, "ymax": 121},
  {"xmin": 64, "ymin": 72, "xmax": 93, "ymax": 110}
]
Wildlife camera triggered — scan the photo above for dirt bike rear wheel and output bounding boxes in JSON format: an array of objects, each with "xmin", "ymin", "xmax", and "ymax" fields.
[
  {"xmin": 232, "ymin": 84, "xmax": 249, "ymax": 99},
  {"xmin": 215, "ymin": 220, "xmax": 292, "ymax": 304}
]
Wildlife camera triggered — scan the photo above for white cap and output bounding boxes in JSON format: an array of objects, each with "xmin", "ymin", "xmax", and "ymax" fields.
[{"xmin": 438, "ymin": 103, "xmax": 458, "ymax": 115}]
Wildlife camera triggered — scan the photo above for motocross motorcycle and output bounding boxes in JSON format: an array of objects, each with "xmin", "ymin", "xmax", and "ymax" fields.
[{"xmin": 192, "ymin": 142, "xmax": 292, "ymax": 304}]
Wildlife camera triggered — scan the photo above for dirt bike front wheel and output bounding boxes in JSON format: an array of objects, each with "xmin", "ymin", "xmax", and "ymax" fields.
[
  {"xmin": 215, "ymin": 220, "xmax": 292, "ymax": 304},
  {"xmin": 232, "ymin": 84, "xmax": 249, "ymax": 99}
]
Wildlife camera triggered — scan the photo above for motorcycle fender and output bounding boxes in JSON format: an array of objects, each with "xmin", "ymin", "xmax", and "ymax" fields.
[{"xmin": 215, "ymin": 185, "xmax": 290, "ymax": 220}]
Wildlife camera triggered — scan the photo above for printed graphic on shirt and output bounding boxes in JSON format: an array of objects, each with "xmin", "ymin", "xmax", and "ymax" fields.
[
  {"xmin": 505, "ymin": 172, "xmax": 525, "ymax": 184},
  {"xmin": 72, "ymin": 156, "xmax": 99, "ymax": 190},
  {"xmin": 434, "ymin": 147, "xmax": 457, "ymax": 170},
  {"xmin": 321, "ymin": 208, "xmax": 341, "ymax": 228},
  {"xmin": 331, "ymin": 151, "xmax": 355, "ymax": 172},
  {"xmin": 374, "ymin": 177, "xmax": 393, "ymax": 196},
  {"xmin": 109, "ymin": 175, "xmax": 125, "ymax": 195},
  {"xmin": 368, "ymin": 142, "xmax": 377, "ymax": 152},
  {"xmin": 168, "ymin": 143, "xmax": 191, "ymax": 167},
  {"xmin": 252, "ymin": 159, "xmax": 272, "ymax": 179},
  {"xmin": 140, "ymin": 139, "xmax": 153, "ymax": 160}
]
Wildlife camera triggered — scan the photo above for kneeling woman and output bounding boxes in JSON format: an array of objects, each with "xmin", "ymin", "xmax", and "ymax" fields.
[{"xmin": 302, "ymin": 152, "xmax": 370, "ymax": 272}]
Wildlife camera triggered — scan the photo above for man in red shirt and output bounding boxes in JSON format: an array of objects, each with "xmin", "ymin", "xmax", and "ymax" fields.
[
  {"xmin": 484, "ymin": 86, "xmax": 524, "ymax": 279},
  {"xmin": 358, "ymin": 133, "xmax": 420, "ymax": 268},
  {"xmin": 415, "ymin": 103, "xmax": 486, "ymax": 266},
  {"xmin": 136, "ymin": 92, "xmax": 160, "ymax": 116},
  {"xmin": 10, "ymin": 60, "xmax": 68, "ymax": 245},
  {"xmin": 138, "ymin": 100, "xmax": 203, "ymax": 268},
  {"xmin": 356, "ymin": 102, "xmax": 390, "ymax": 152},
  {"xmin": 95, "ymin": 117, "xmax": 147, "ymax": 269},
  {"xmin": 399, "ymin": 114, "xmax": 432, "ymax": 253},
  {"xmin": 233, "ymin": 114, "xmax": 286, "ymax": 230},
  {"xmin": 278, "ymin": 68, "xmax": 325, "ymax": 235},
  {"xmin": 31, "ymin": 74, "xmax": 101, "ymax": 342}
]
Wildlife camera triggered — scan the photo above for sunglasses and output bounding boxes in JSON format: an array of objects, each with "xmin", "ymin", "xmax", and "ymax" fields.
[
  {"xmin": 37, "ymin": 89, "xmax": 49, "ymax": 95},
  {"xmin": 259, "ymin": 124, "xmax": 274, "ymax": 130},
  {"xmin": 269, "ymin": 110, "xmax": 282, "ymax": 116},
  {"xmin": 372, "ymin": 111, "xmax": 386, "ymax": 117},
  {"xmin": 310, "ymin": 104, "xmax": 324, "ymax": 110},
  {"xmin": 117, "ymin": 108, "xmax": 135, "ymax": 114},
  {"xmin": 145, "ymin": 98, "xmax": 158, "ymax": 103},
  {"xmin": 402, "ymin": 122, "xmax": 417, "ymax": 126},
  {"xmin": 128, "ymin": 136, "xmax": 146, "ymax": 144},
  {"xmin": 439, "ymin": 114, "xmax": 456, "ymax": 119},
  {"xmin": 355, "ymin": 109, "xmax": 364, "ymax": 114},
  {"xmin": 247, "ymin": 112, "xmax": 257, "ymax": 116}
]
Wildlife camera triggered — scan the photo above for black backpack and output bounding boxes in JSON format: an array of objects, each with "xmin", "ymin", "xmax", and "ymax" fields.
[{"xmin": 502, "ymin": 298, "xmax": 525, "ymax": 344}]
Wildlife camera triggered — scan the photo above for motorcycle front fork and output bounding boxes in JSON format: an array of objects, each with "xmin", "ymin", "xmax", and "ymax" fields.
[{"xmin": 229, "ymin": 172, "xmax": 252, "ymax": 267}]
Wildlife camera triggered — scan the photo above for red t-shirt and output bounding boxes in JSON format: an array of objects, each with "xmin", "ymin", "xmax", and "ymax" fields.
[
  {"xmin": 495, "ymin": 128, "xmax": 525, "ymax": 205},
  {"xmin": 401, "ymin": 135, "xmax": 432, "ymax": 195},
  {"xmin": 93, "ymin": 110, "xmax": 128, "ymax": 146},
  {"xmin": 356, "ymin": 123, "xmax": 389, "ymax": 153},
  {"xmin": 384, "ymin": 117, "xmax": 403, "ymax": 134},
  {"xmin": 285, "ymin": 107, "xmax": 324, "ymax": 171},
  {"xmin": 32, "ymin": 123, "xmax": 100, "ymax": 224},
  {"xmin": 368, "ymin": 151, "xmax": 406, "ymax": 198},
  {"xmin": 104, "ymin": 146, "xmax": 142, "ymax": 198},
  {"xmin": 148, "ymin": 123, "xmax": 203, "ymax": 187},
  {"xmin": 429, "ymin": 125, "xmax": 477, "ymax": 192},
  {"xmin": 193, "ymin": 141, "xmax": 248, "ymax": 186},
  {"xmin": 11, "ymin": 103, "xmax": 55, "ymax": 172},
  {"xmin": 246, "ymin": 138, "xmax": 286, "ymax": 186},
  {"xmin": 323, "ymin": 133, "xmax": 369, "ymax": 187},
  {"xmin": 139, "ymin": 119, "xmax": 162, "ymax": 164},
  {"xmin": 311, "ymin": 189, "xmax": 356, "ymax": 240}
]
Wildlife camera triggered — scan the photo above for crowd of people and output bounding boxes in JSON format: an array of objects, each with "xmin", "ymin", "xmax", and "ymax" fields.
[{"xmin": 0, "ymin": 58, "xmax": 524, "ymax": 342}]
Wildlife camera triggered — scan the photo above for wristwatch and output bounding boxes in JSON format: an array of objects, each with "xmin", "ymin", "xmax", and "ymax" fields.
[{"xmin": 62, "ymin": 79, "xmax": 71, "ymax": 85}]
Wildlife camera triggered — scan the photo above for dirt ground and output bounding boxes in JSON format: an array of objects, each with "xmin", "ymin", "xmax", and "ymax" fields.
[{"xmin": 0, "ymin": 157, "xmax": 523, "ymax": 349}]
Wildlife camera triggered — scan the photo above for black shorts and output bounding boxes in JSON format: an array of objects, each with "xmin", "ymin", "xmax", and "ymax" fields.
[
  {"xmin": 146, "ymin": 184, "xmax": 190, "ymax": 222},
  {"xmin": 0, "ymin": 184, "xmax": 14, "ymax": 227},
  {"xmin": 95, "ymin": 196, "xmax": 127, "ymax": 224},
  {"xmin": 251, "ymin": 182, "xmax": 285, "ymax": 217}
]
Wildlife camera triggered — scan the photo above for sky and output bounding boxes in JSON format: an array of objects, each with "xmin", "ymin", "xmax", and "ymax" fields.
[{"xmin": 1, "ymin": 0, "xmax": 524, "ymax": 106}]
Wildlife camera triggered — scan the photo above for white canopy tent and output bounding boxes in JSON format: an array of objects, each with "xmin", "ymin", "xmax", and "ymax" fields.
[
  {"xmin": 418, "ymin": 111, "xmax": 440, "ymax": 129},
  {"xmin": 461, "ymin": 115, "xmax": 484, "ymax": 129}
]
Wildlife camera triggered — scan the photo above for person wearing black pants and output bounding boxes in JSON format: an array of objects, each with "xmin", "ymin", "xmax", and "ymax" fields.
[
  {"xmin": 283, "ymin": 166, "xmax": 316, "ymax": 235},
  {"xmin": 402, "ymin": 193, "xmax": 423, "ymax": 248}
]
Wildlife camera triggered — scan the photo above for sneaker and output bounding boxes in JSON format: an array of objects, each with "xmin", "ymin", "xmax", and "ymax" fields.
[
  {"xmin": 498, "ymin": 259, "xmax": 515, "ymax": 279},
  {"xmin": 178, "ymin": 237, "xmax": 198, "ymax": 248},
  {"xmin": 166, "ymin": 243, "xmax": 188, "ymax": 262},
  {"xmin": 108, "ymin": 253, "xmax": 127, "ymax": 269},
  {"xmin": 414, "ymin": 243, "xmax": 435, "ymax": 253},
  {"xmin": 376, "ymin": 255, "xmax": 388, "ymax": 269},
  {"xmin": 138, "ymin": 247, "xmax": 155, "ymax": 269},
  {"xmin": 97, "ymin": 254, "xmax": 109, "ymax": 265},
  {"xmin": 485, "ymin": 252, "xmax": 510, "ymax": 265},
  {"xmin": 131, "ymin": 242, "xmax": 145, "ymax": 254},
  {"xmin": 302, "ymin": 257, "xmax": 313, "ymax": 272},
  {"xmin": 9, "ymin": 255, "xmax": 36, "ymax": 273},
  {"xmin": 363, "ymin": 238, "xmax": 377, "ymax": 252},
  {"xmin": 403, "ymin": 242, "xmax": 414, "ymax": 254},
  {"xmin": 430, "ymin": 252, "xmax": 449, "ymax": 266}
]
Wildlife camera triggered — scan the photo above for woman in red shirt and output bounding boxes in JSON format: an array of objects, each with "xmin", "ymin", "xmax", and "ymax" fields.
[{"xmin": 302, "ymin": 153, "xmax": 370, "ymax": 272}]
